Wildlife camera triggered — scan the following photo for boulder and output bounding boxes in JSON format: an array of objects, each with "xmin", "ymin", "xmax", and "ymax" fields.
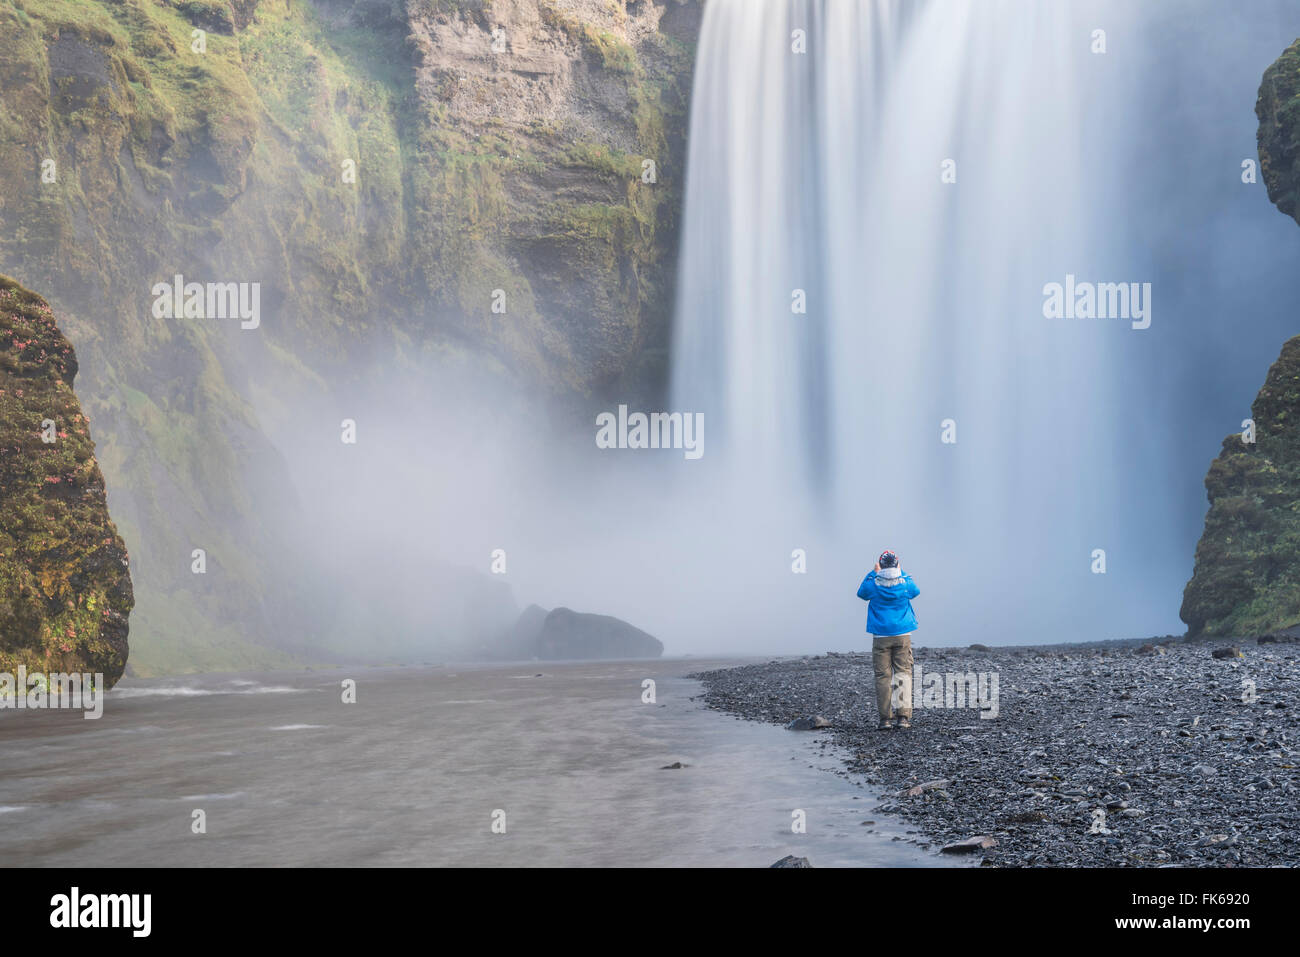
[
  {"xmin": 0, "ymin": 277, "xmax": 133, "ymax": 685},
  {"xmin": 941, "ymin": 835, "xmax": 998, "ymax": 854},
  {"xmin": 786, "ymin": 715, "xmax": 831, "ymax": 731},
  {"xmin": 526, "ymin": 606, "xmax": 663, "ymax": 660},
  {"xmin": 901, "ymin": 779, "xmax": 953, "ymax": 797}
]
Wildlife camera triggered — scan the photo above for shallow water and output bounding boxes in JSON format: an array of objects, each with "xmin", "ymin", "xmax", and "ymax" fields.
[{"xmin": 0, "ymin": 659, "xmax": 954, "ymax": 867}]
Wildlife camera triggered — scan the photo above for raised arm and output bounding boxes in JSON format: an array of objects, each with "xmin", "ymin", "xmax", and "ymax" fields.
[{"xmin": 857, "ymin": 574, "xmax": 877, "ymax": 601}]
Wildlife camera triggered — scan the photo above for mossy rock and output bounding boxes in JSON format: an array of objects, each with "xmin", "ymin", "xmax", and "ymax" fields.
[
  {"xmin": 1182, "ymin": 335, "xmax": 1300, "ymax": 636},
  {"xmin": 1258, "ymin": 38, "xmax": 1300, "ymax": 225},
  {"xmin": 1184, "ymin": 41, "xmax": 1300, "ymax": 636},
  {"xmin": 0, "ymin": 275, "xmax": 133, "ymax": 685}
]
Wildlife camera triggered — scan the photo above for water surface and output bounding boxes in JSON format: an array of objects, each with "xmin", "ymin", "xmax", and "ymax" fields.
[{"xmin": 0, "ymin": 658, "xmax": 953, "ymax": 867}]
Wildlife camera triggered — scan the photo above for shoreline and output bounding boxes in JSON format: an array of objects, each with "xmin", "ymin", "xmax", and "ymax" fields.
[{"xmin": 690, "ymin": 636, "xmax": 1300, "ymax": 866}]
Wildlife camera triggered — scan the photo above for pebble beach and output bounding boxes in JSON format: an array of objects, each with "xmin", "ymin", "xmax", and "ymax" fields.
[{"xmin": 692, "ymin": 637, "xmax": 1300, "ymax": 866}]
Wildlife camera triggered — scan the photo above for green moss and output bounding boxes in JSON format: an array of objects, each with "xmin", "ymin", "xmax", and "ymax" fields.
[
  {"xmin": 565, "ymin": 141, "xmax": 642, "ymax": 178},
  {"xmin": 0, "ymin": 276, "xmax": 134, "ymax": 684},
  {"xmin": 1186, "ymin": 54, "xmax": 1300, "ymax": 635},
  {"xmin": 541, "ymin": 1, "xmax": 639, "ymax": 74},
  {"xmin": 1182, "ymin": 336, "xmax": 1300, "ymax": 636}
]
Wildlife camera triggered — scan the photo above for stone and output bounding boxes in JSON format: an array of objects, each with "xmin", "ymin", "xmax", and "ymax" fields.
[
  {"xmin": 0, "ymin": 278, "xmax": 133, "ymax": 686},
  {"xmin": 901, "ymin": 779, "xmax": 952, "ymax": 797},
  {"xmin": 532, "ymin": 607, "xmax": 663, "ymax": 660},
  {"xmin": 941, "ymin": 836, "xmax": 998, "ymax": 853},
  {"xmin": 786, "ymin": 715, "xmax": 832, "ymax": 731}
]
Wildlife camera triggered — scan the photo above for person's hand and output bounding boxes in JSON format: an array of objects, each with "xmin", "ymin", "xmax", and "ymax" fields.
[{"xmin": 874, "ymin": 562, "xmax": 881, "ymax": 572}]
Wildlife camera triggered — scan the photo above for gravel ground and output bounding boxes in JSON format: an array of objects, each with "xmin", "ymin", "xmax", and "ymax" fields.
[{"xmin": 691, "ymin": 637, "xmax": 1300, "ymax": 866}]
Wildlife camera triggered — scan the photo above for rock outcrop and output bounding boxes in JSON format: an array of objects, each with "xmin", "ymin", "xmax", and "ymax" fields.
[
  {"xmin": 535, "ymin": 606, "xmax": 663, "ymax": 659},
  {"xmin": 505, "ymin": 602, "xmax": 551, "ymax": 656},
  {"xmin": 0, "ymin": 276, "xmax": 133, "ymax": 685},
  {"xmin": 506, "ymin": 604, "xmax": 663, "ymax": 659},
  {"xmin": 1181, "ymin": 39, "xmax": 1300, "ymax": 637},
  {"xmin": 1257, "ymin": 38, "xmax": 1300, "ymax": 225},
  {"xmin": 1181, "ymin": 335, "xmax": 1300, "ymax": 637}
]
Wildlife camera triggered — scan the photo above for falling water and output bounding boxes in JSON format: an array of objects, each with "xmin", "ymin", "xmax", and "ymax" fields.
[{"xmin": 671, "ymin": 0, "xmax": 1159, "ymax": 642}]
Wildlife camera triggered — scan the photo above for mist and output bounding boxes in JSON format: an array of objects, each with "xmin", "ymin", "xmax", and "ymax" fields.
[{"xmin": 220, "ymin": 0, "xmax": 1300, "ymax": 662}]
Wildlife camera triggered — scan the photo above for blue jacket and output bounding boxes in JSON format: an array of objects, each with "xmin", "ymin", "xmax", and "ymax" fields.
[{"xmin": 856, "ymin": 570, "xmax": 919, "ymax": 636}]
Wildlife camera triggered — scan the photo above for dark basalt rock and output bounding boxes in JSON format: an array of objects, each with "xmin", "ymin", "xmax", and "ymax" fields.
[
  {"xmin": 507, "ymin": 606, "xmax": 663, "ymax": 660},
  {"xmin": 770, "ymin": 855, "xmax": 812, "ymax": 868}
]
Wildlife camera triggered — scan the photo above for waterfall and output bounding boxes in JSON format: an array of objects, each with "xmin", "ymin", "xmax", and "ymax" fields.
[{"xmin": 671, "ymin": 0, "xmax": 1155, "ymax": 642}]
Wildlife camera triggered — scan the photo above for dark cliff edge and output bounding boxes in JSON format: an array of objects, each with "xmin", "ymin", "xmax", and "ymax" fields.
[
  {"xmin": 0, "ymin": 275, "xmax": 133, "ymax": 685},
  {"xmin": 1180, "ymin": 40, "xmax": 1300, "ymax": 638},
  {"xmin": 1257, "ymin": 38, "xmax": 1300, "ymax": 226}
]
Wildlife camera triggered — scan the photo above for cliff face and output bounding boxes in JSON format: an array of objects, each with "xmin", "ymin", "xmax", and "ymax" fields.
[
  {"xmin": 1181, "ymin": 338, "xmax": 1300, "ymax": 637},
  {"xmin": 0, "ymin": 0, "xmax": 702, "ymax": 672},
  {"xmin": 402, "ymin": 0, "xmax": 700, "ymax": 392},
  {"xmin": 1257, "ymin": 38, "xmax": 1300, "ymax": 226},
  {"xmin": 1180, "ymin": 39, "xmax": 1300, "ymax": 638},
  {"xmin": 0, "ymin": 276, "xmax": 133, "ymax": 684}
]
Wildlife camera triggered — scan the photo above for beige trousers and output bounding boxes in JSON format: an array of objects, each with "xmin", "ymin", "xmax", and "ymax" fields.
[{"xmin": 872, "ymin": 633, "xmax": 913, "ymax": 722}]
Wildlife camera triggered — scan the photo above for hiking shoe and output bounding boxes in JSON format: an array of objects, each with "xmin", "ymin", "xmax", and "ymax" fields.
[
  {"xmin": 878, "ymin": 720, "xmax": 894, "ymax": 731},
  {"xmin": 896, "ymin": 718, "xmax": 912, "ymax": 729}
]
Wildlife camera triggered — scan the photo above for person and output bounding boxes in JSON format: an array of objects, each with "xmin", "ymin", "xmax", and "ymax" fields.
[{"xmin": 856, "ymin": 550, "xmax": 920, "ymax": 730}]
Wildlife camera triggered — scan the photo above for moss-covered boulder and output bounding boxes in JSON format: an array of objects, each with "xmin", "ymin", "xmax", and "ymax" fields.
[
  {"xmin": 0, "ymin": 276, "xmax": 133, "ymax": 684},
  {"xmin": 1257, "ymin": 38, "xmax": 1300, "ymax": 225}
]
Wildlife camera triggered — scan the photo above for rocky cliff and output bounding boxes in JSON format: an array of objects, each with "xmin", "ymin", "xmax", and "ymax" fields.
[
  {"xmin": 0, "ymin": 275, "xmax": 133, "ymax": 685},
  {"xmin": 0, "ymin": 0, "xmax": 702, "ymax": 672},
  {"xmin": 1257, "ymin": 37, "xmax": 1300, "ymax": 226},
  {"xmin": 1180, "ymin": 39, "xmax": 1300, "ymax": 637}
]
